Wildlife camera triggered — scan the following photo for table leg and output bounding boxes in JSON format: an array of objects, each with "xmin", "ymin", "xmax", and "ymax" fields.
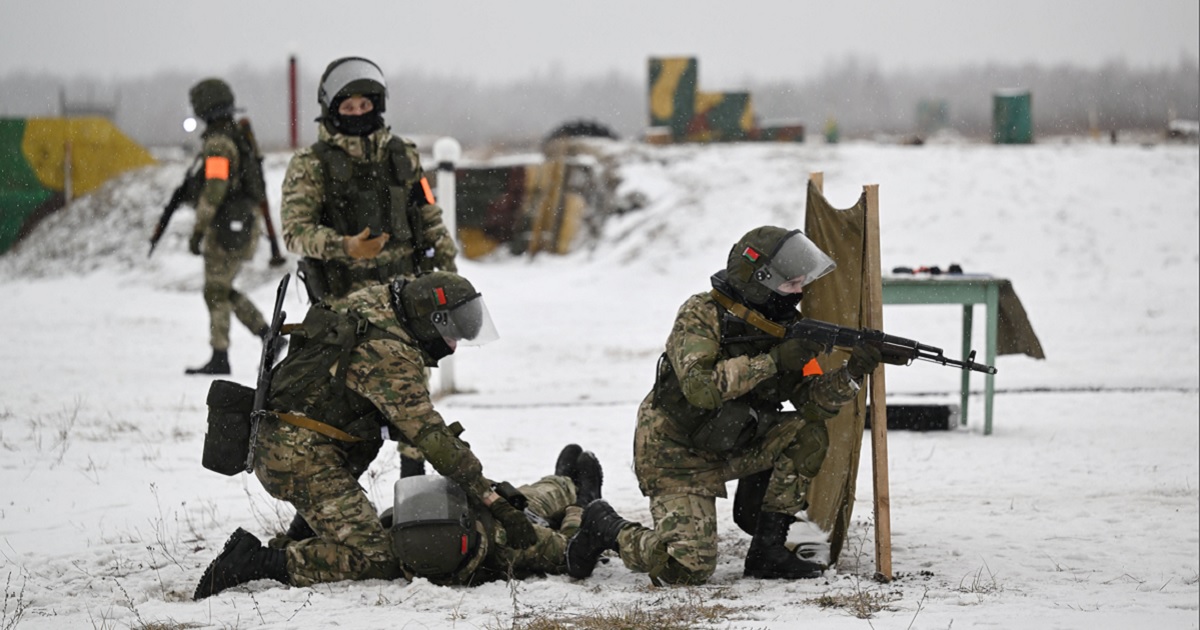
[
  {"xmin": 984, "ymin": 285, "xmax": 999, "ymax": 435},
  {"xmin": 961, "ymin": 304, "xmax": 973, "ymax": 427}
]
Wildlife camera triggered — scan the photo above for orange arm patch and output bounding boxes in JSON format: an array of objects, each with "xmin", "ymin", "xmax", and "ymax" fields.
[
  {"xmin": 802, "ymin": 358, "xmax": 823, "ymax": 376},
  {"xmin": 205, "ymin": 156, "xmax": 230, "ymax": 180},
  {"xmin": 420, "ymin": 177, "xmax": 436, "ymax": 204}
]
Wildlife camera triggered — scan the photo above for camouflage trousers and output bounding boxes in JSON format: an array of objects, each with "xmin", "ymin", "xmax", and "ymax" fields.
[
  {"xmin": 621, "ymin": 396, "xmax": 828, "ymax": 584},
  {"xmin": 202, "ymin": 241, "xmax": 265, "ymax": 351},
  {"xmin": 253, "ymin": 416, "xmax": 401, "ymax": 587},
  {"xmin": 487, "ymin": 475, "xmax": 583, "ymax": 578}
]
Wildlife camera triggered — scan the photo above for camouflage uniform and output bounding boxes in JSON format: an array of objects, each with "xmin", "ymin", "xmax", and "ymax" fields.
[
  {"xmin": 614, "ymin": 291, "xmax": 861, "ymax": 585},
  {"xmin": 282, "ymin": 123, "xmax": 457, "ymax": 465},
  {"xmin": 280, "ymin": 123, "xmax": 457, "ymax": 310},
  {"xmin": 193, "ymin": 122, "xmax": 267, "ymax": 350},
  {"xmin": 410, "ymin": 474, "xmax": 584, "ymax": 586},
  {"xmin": 253, "ymin": 284, "xmax": 490, "ymax": 587}
]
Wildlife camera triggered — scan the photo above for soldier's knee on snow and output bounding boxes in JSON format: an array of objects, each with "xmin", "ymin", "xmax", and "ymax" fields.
[{"xmin": 651, "ymin": 554, "xmax": 715, "ymax": 586}]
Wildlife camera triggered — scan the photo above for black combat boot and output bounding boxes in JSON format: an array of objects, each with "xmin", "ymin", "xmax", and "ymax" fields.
[
  {"xmin": 185, "ymin": 349, "xmax": 230, "ymax": 375},
  {"xmin": 193, "ymin": 528, "xmax": 288, "ymax": 600},
  {"xmin": 572, "ymin": 450, "xmax": 603, "ymax": 507},
  {"xmin": 743, "ymin": 511, "xmax": 827, "ymax": 579},
  {"xmin": 555, "ymin": 444, "xmax": 583, "ymax": 477},
  {"xmin": 566, "ymin": 500, "xmax": 637, "ymax": 579}
]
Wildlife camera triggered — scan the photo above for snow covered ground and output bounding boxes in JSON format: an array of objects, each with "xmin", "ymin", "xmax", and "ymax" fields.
[{"xmin": 1, "ymin": 138, "xmax": 1196, "ymax": 629}]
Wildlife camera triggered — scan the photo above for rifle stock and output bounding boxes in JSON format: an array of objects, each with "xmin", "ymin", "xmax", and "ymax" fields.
[{"xmin": 247, "ymin": 274, "xmax": 290, "ymax": 472}]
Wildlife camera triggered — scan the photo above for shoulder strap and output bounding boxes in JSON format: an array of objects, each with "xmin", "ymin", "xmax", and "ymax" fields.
[{"xmin": 709, "ymin": 289, "xmax": 786, "ymax": 338}]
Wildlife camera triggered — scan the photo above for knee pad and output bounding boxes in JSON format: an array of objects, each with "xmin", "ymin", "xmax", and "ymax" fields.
[{"xmin": 790, "ymin": 421, "xmax": 829, "ymax": 479}]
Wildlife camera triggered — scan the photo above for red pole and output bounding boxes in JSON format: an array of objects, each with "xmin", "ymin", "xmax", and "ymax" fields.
[{"xmin": 288, "ymin": 55, "xmax": 298, "ymax": 149}]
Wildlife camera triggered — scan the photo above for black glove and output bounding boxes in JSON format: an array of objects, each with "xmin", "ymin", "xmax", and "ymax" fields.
[
  {"xmin": 846, "ymin": 345, "xmax": 883, "ymax": 380},
  {"xmin": 492, "ymin": 481, "xmax": 528, "ymax": 511},
  {"xmin": 768, "ymin": 338, "xmax": 823, "ymax": 373},
  {"xmin": 488, "ymin": 497, "xmax": 537, "ymax": 550},
  {"xmin": 188, "ymin": 231, "xmax": 203, "ymax": 255}
]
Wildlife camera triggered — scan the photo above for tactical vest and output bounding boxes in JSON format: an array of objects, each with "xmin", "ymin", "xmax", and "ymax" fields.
[
  {"xmin": 203, "ymin": 119, "xmax": 267, "ymax": 251},
  {"xmin": 267, "ymin": 305, "xmax": 401, "ymax": 441},
  {"xmin": 652, "ymin": 298, "xmax": 795, "ymax": 453},
  {"xmin": 303, "ymin": 138, "xmax": 427, "ymax": 298}
]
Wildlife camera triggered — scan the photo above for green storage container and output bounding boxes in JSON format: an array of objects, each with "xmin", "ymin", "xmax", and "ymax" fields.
[{"xmin": 993, "ymin": 90, "xmax": 1033, "ymax": 144}]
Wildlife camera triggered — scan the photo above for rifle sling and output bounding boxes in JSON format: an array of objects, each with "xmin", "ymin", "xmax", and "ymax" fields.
[
  {"xmin": 709, "ymin": 289, "xmax": 786, "ymax": 338},
  {"xmin": 272, "ymin": 411, "xmax": 364, "ymax": 443}
]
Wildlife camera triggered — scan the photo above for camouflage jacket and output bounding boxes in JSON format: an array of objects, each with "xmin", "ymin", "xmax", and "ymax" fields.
[
  {"xmin": 286, "ymin": 283, "xmax": 491, "ymax": 499},
  {"xmin": 194, "ymin": 121, "xmax": 260, "ymax": 244},
  {"xmin": 652, "ymin": 291, "xmax": 861, "ymax": 441},
  {"xmin": 280, "ymin": 124, "xmax": 457, "ymax": 277}
]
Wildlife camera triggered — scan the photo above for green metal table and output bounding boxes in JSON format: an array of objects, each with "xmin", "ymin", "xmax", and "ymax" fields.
[{"xmin": 880, "ymin": 275, "xmax": 1001, "ymax": 435}]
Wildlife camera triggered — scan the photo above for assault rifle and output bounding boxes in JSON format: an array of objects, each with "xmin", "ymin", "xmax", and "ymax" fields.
[
  {"xmin": 246, "ymin": 273, "xmax": 290, "ymax": 472},
  {"xmin": 148, "ymin": 157, "xmax": 204, "ymax": 257},
  {"xmin": 728, "ymin": 317, "xmax": 997, "ymax": 375}
]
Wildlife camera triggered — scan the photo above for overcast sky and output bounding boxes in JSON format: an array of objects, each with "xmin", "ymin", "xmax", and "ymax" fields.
[{"xmin": 2, "ymin": 0, "xmax": 1196, "ymax": 86}]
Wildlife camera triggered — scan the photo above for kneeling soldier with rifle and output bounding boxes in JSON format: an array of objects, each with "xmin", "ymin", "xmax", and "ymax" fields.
[
  {"xmin": 194, "ymin": 271, "xmax": 531, "ymax": 599},
  {"xmin": 565, "ymin": 225, "xmax": 994, "ymax": 585}
]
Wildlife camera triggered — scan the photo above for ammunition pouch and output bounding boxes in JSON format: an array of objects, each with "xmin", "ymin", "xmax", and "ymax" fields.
[
  {"xmin": 214, "ymin": 197, "xmax": 256, "ymax": 252},
  {"xmin": 202, "ymin": 380, "xmax": 256, "ymax": 476},
  {"xmin": 296, "ymin": 256, "xmax": 413, "ymax": 303},
  {"xmin": 689, "ymin": 401, "xmax": 765, "ymax": 454},
  {"xmin": 297, "ymin": 257, "xmax": 331, "ymax": 303}
]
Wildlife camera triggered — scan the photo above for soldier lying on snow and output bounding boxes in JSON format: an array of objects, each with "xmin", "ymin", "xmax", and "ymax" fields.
[{"xmin": 195, "ymin": 442, "xmax": 607, "ymax": 596}]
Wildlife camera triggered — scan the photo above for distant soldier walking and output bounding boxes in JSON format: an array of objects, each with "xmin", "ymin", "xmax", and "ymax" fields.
[{"xmin": 184, "ymin": 78, "xmax": 272, "ymax": 375}]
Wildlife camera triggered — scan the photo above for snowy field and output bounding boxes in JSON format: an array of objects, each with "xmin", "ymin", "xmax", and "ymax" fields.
[{"xmin": 1, "ymin": 138, "xmax": 1197, "ymax": 629}]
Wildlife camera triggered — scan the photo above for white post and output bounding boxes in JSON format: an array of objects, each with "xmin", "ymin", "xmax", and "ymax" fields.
[{"xmin": 433, "ymin": 137, "xmax": 461, "ymax": 394}]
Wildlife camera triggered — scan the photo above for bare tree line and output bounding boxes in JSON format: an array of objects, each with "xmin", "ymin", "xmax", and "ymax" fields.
[{"xmin": 1, "ymin": 56, "xmax": 1195, "ymax": 151}]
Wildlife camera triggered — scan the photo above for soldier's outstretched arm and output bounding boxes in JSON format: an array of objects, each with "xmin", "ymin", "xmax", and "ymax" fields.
[{"xmin": 345, "ymin": 338, "xmax": 492, "ymax": 499}]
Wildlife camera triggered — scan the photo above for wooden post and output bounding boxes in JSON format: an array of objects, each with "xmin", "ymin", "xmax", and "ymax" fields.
[
  {"xmin": 810, "ymin": 171, "xmax": 823, "ymax": 193},
  {"xmin": 863, "ymin": 184, "xmax": 893, "ymax": 581}
]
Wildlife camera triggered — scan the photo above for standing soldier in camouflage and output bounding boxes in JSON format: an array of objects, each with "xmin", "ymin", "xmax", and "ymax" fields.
[
  {"xmin": 386, "ymin": 444, "xmax": 604, "ymax": 586},
  {"xmin": 184, "ymin": 78, "xmax": 273, "ymax": 376},
  {"xmin": 193, "ymin": 271, "xmax": 537, "ymax": 599},
  {"xmin": 280, "ymin": 56, "xmax": 458, "ymax": 476},
  {"xmin": 566, "ymin": 226, "xmax": 882, "ymax": 585}
]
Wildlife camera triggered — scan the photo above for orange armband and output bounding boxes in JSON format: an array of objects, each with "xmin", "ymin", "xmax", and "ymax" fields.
[
  {"xmin": 205, "ymin": 156, "xmax": 230, "ymax": 180},
  {"xmin": 419, "ymin": 177, "xmax": 435, "ymax": 204}
]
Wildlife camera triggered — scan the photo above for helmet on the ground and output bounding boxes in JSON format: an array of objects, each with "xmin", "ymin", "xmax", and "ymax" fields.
[
  {"xmin": 318, "ymin": 57, "xmax": 388, "ymax": 118},
  {"xmin": 390, "ymin": 271, "xmax": 499, "ymax": 348},
  {"xmin": 726, "ymin": 226, "xmax": 836, "ymax": 305},
  {"xmin": 189, "ymin": 78, "xmax": 235, "ymax": 121},
  {"xmin": 390, "ymin": 476, "xmax": 480, "ymax": 578}
]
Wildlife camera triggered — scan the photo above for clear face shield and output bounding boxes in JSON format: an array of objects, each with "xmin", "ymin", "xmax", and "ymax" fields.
[
  {"xmin": 319, "ymin": 58, "xmax": 388, "ymax": 110},
  {"xmin": 754, "ymin": 230, "xmax": 837, "ymax": 295},
  {"xmin": 430, "ymin": 294, "xmax": 500, "ymax": 347}
]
